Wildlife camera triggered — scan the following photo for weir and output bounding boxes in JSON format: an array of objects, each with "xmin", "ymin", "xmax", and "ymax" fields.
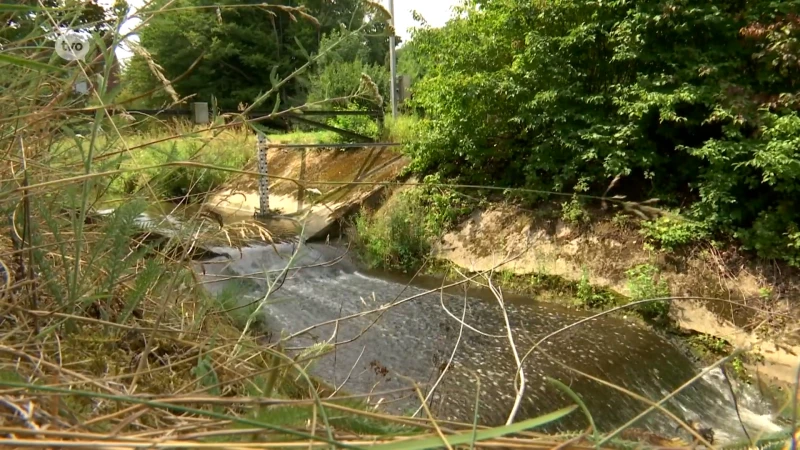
[{"xmin": 194, "ymin": 242, "xmax": 786, "ymax": 444}]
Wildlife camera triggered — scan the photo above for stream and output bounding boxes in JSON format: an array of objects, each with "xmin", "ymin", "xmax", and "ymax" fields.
[
  {"xmin": 194, "ymin": 241, "xmax": 785, "ymax": 443},
  {"xmin": 129, "ymin": 203, "xmax": 785, "ymax": 443}
]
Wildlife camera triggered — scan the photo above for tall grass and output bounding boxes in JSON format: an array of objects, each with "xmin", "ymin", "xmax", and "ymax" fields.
[
  {"xmin": 0, "ymin": 3, "xmax": 582, "ymax": 449},
  {"xmin": 381, "ymin": 114, "xmax": 421, "ymax": 144}
]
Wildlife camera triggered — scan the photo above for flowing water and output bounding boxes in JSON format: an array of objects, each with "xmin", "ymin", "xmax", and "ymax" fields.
[
  {"xmin": 193, "ymin": 241, "xmax": 786, "ymax": 444},
  {"xmin": 121, "ymin": 202, "xmax": 786, "ymax": 443}
]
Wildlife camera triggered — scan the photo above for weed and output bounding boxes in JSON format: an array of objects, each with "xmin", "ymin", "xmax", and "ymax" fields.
[
  {"xmin": 640, "ymin": 215, "xmax": 709, "ymax": 252},
  {"xmin": 407, "ymin": 174, "xmax": 474, "ymax": 236},
  {"xmin": 561, "ymin": 194, "xmax": 590, "ymax": 225},
  {"xmin": 625, "ymin": 264, "xmax": 671, "ymax": 320},
  {"xmin": 687, "ymin": 334, "xmax": 755, "ymax": 382},
  {"xmin": 107, "ymin": 130, "xmax": 251, "ymax": 201},
  {"xmin": 325, "ymin": 105, "xmax": 380, "ymax": 142},
  {"xmin": 269, "ymin": 130, "xmax": 339, "ymax": 144},
  {"xmin": 688, "ymin": 334, "xmax": 731, "ymax": 358},
  {"xmin": 612, "ymin": 211, "xmax": 636, "ymax": 229},
  {"xmin": 382, "ymin": 114, "xmax": 421, "ymax": 143},
  {"xmin": 574, "ymin": 269, "xmax": 616, "ymax": 309},
  {"xmin": 351, "ymin": 177, "xmax": 474, "ymax": 272},
  {"xmin": 731, "ymin": 356, "xmax": 749, "ymax": 381},
  {"xmin": 352, "ymin": 194, "xmax": 432, "ymax": 272}
]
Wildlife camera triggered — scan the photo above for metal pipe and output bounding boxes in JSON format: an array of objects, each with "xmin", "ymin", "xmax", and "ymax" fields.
[{"xmin": 388, "ymin": 0, "xmax": 398, "ymax": 119}]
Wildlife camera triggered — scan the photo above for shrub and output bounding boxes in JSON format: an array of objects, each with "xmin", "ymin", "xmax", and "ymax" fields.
[
  {"xmin": 574, "ymin": 270, "xmax": 615, "ymax": 310},
  {"xmin": 561, "ymin": 195, "xmax": 590, "ymax": 225},
  {"xmin": 625, "ymin": 264, "xmax": 671, "ymax": 321},
  {"xmin": 640, "ymin": 215, "xmax": 710, "ymax": 252},
  {"xmin": 352, "ymin": 195, "xmax": 431, "ymax": 272},
  {"xmin": 325, "ymin": 104, "xmax": 380, "ymax": 142},
  {"xmin": 405, "ymin": 174, "xmax": 475, "ymax": 236},
  {"xmin": 402, "ymin": 0, "xmax": 800, "ymax": 266},
  {"xmin": 306, "ymin": 58, "xmax": 389, "ymax": 111},
  {"xmin": 352, "ymin": 179, "xmax": 476, "ymax": 272}
]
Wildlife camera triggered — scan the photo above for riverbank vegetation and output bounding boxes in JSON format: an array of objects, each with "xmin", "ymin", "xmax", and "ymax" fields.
[
  {"xmin": 2, "ymin": 0, "xmax": 798, "ymax": 447},
  {"xmin": 396, "ymin": 0, "xmax": 800, "ymax": 268},
  {"xmin": 0, "ymin": 1, "xmax": 606, "ymax": 448}
]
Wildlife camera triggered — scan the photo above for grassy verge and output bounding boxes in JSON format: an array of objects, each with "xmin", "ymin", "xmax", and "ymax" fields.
[
  {"xmin": 110, "ymin": 126, "xmax": 252, "ymax": 202},
  {"xmin": 349, "ymin": 186, "xmax": 675, "ymax": 323},
  {"xmin": 268, "ymin": 130, "xmax": 341, "ymax": 145}
]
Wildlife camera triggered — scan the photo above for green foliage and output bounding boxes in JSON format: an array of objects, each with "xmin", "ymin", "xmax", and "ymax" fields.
[
  {"xmin": 688, "ymin": 334, "xmax": 731, "ymax": 357},
  {"xmin": 403, "ymin": 0, "xmax": 800, "ymax": 266},
  {"xmin": 382, "ymin": 114, "xmax": 421, "ymax": 143},
  {"xmin": 1, "ymin": 0, "xmax": 111, "ymax": 42},
  {"xmin": 574, "ymin": 270, "xmax": 615, "ymax": 310},
  {"xmin": 303, "ymin": 27, "xmax": 390, "ymax": 140},
  {"xmin": 406, "ymin": 174, "xmax": 474, "ymax": 237},
  {"xmin": 124, "ymin": 0, "xmax": 391, "ymax": 109},
  {"xmin": 688, "ymin": 335, "xmax": 752, "ymax": 381},
  {"xmin": 561, "ymin": 195, "xmax": 590, "ymax": 225},
  {"xmin": 324, "ymin": 105, "xmax": 380, "ymax": 142},
  {"xmin": 640, "ymin": 215, "xmax": 710, "ymax": 252},
  {"xmin": 109, "ymin": 134, "xmax": 250, "ymax": 201},
  {"xmin": 353, "ymin": 195, "xmax": 431, "ymax": 273},
  {"xmin": 353, "ymin": 178, "xmax": 474, "ymax": 272},
  {"xmin": 625, "ymin": 264, "xmax": 670, "ymax": 321},
  {"xmin": 306, "ymin": 28, "xmax": 391, "ymax": 110},
  {"xmin": 731, "ymin": 357, "xmax": 749, "ymax": 381},
  {"xmin": 306, "ymin": 58, "xmax": 389, "ymax": 111}
]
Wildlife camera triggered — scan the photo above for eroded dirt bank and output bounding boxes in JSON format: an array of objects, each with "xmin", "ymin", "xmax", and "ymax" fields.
[{"xmin": 433, "ymin": 203, "xmax": 800, "ymax": 389}]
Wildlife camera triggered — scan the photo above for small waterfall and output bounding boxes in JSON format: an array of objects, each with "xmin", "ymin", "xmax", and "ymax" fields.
[{"xmin": 194, "ymin": 242, "xmax": 785, "ymax": 443}]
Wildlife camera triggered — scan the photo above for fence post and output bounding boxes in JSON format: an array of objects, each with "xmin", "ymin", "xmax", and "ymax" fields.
[
  {"xmin": 377, "ymin": 109, "xmax": 385, "ymax": 136},
  {"xmin": 254, "ymin": 132, "xmax": 270, "ymax": 218}
]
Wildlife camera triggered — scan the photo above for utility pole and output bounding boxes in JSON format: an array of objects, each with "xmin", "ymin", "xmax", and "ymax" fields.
[{"xmin": 388, "ymin": 0, "xmax": 398, "ymax": 119}]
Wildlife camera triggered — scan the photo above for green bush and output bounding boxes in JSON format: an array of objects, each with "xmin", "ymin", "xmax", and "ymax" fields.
[
  {"xmin": 405, "ymin": 174, "xmax": 475, "ymax": 237},
  {"xmin": 352, "ymin": 179, "xmax": 475, "ymax": 272},
  {"xmin": 625, "ymin": 264, "xmax": 671, "ymax": 321},
  {"xmin": 306, "ymin": 50, "xmax": 389, "ymax": 111},
  {"xmin": 352, "ymin": 196, "xmax": 432, "ymax": 272},
  {"xmin": 640, "ymin": 215, "xmax": 710, "ymax": 251},
  {"xmin": 574, "ymin": 270, "xmax": 615, "ymax": 310},
  {"xmin": 402, "ymin": 0, "xmax": 800, "ymax": 266},
  {"xmin": 325, "ymin": 104, "xmax": 380, "ymax": 142},
  {"xmin": 561, "ymin": 195, "xmax": 590, "ymax": 225}
]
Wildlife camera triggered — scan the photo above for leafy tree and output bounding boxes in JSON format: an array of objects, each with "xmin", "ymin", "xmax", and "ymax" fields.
[
  {"xmin": 124, "ymin": 0, "xmax": 387, "ymax": 110},
  {"xmin": 405, "ymin": 0, "xmax": 800, "ymax": 264},
  {"xmin": 397, "ymin": 11, "xmax": 438, "ymax": 88},
  {"xmin": 1, "ymin": 0, "xmax": 109, "ymax": 42},
  {"xmin": 305, "ymin": 28, "xmax": 390, "ymax": 110}
]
